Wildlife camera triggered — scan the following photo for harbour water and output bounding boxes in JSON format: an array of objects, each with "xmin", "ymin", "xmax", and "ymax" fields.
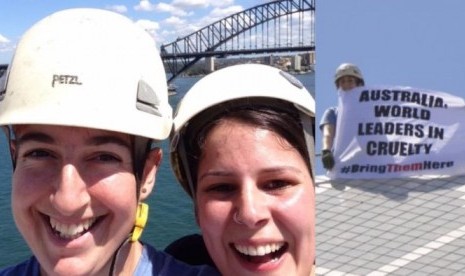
[{"xmin": 0, "ymin": 72, "xmax": 314, "ymax": 267}]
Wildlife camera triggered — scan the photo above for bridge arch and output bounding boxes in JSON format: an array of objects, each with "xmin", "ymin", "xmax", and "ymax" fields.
[{"xmin": 161, "ymin": 0, "xmax": 315, "ymax": 82}]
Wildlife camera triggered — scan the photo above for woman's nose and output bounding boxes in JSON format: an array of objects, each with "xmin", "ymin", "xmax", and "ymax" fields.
[
  {"xmin": 234, "ymin": 184, "xmax": 270, "ymax": 228},
  {"xmin": 51, "ymin": 164, "xmax": 90, "ymax": 216}
]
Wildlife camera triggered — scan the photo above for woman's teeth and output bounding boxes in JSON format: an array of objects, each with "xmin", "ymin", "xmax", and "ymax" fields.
[
  {"xmin": 50, "ymin": 217, "xmax": 96, "ymax": 239},
  {"xmin": 235, "ymin": 242, "xmax": 285, "ymax": 256}
]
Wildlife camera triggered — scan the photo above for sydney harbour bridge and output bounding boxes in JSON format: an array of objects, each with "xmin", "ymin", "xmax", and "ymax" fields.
[
  {"xmin": 160, "ymin": 0, "xmax": 315, "ymax": 82},
  {"xmin": 0, "ymin": 1, "xmax": 315, "ymax": 83}
]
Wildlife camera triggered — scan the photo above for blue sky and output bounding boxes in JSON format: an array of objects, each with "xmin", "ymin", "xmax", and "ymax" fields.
[
  {"xmin": 315, "ymin": 0, "xmax": 465, "ymax": 175},
  {"xmin": 0, "ymin": 0, "xmax": 272, "ymax": 64}
]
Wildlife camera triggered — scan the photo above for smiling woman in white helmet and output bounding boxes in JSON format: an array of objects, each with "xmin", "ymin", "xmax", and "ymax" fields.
[
  {"xmin": 169, "ymin": 64, "xmax": 316, "ymax": 276},
  {"xmin": 320, "ymin": 63, "xmax": 365, "ymax": 170},
  {"xmin": 0, "ymin": 8, "xmax": 218, "ymax": 276}
]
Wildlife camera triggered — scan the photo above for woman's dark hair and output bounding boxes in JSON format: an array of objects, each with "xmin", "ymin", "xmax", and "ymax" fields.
[{"xmin": 182, "ymin": 98, "xmax": 312, "ymax": 192}]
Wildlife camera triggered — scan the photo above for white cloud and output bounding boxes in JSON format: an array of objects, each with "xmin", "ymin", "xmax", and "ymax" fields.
[
  {"xmin": 164, "ymin": 16, "xmax": 186, "ymax": 26},
  {"xmin": 134, "ymin": 0, "xmax": 157, "ymax": 11},
  {"xmin": 160, "ymin": 4, "xmax": 243, "ymax": 41},
  {"xmin": 135, "ymin": 1, "xmax": 189, "ymax": 17},
  {"xmin": 193, "ymin": 5, "xmax": 243, "ymax": 27},
  {"xmin": 132, "ymin": 0, "xmax": 249, "ymax": 44},
  {"xmin": 106, "ymin": 5, "xmax": 128, "ymax": 13},
  {"xmin": 171, "ymin": 0, "xmax": 234, "ymax": 8},
  {"xmin": 210, "ymin": 0, "xmax": 234, "ymax": 7},
  {"xmin": 0, "ymin": 34, "xmax": 10, "ymax": 44},
  {"xmin": 172, "ymin": 0, "xmax": 209, "ymax": 9},
  {"xmin": 156, "ymin": 2, "xmax": 188, "ymax": 16},
  {"xmin": 209, "ymin": 5, "xmax": 243, "ymax": 18},
  {"xmin": 0, "ymin": 34, "xmax": 13, "ymax": 57},
  {"xmin": 155, "ymin": 2, "xmax": 175, "ymax": 12}
]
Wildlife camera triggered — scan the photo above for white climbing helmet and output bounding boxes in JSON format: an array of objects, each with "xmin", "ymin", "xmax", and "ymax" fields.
[
  {"xmin": 170, "ymin": 63, "xmax": 315, "ymax": 197},
  {"xmin": 334, "ymin": 63, "xmax": 365, "ymax": 87},
  {"xmin": 0, "ymin": 8, "xmax": 172, "ymax": 140}
]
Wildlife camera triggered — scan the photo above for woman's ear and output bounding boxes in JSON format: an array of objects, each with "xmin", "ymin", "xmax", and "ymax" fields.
[{"xmin": 139, "ymin": 147, "xmax": 162, "ymax": 200}]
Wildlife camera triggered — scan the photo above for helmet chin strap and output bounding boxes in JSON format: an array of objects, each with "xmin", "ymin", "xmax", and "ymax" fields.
[
  {"xmin": 133, "ymin": 136, "xmax": 151, "ymax": 198},
  {"xmin": 129, "ymin": 136, "xmax": 151, "ymax": 241},
  {"xmin": 110, "ymin": 202, "xmax": 149, "ymax": 275},
  {"xmin": 110, "ymin": 136, "xmax": 151, "ymax": 275},
  {"xmin": 130, "ymin": 202, "xmax": 149, "ymax": 242},
  {"xmin": 109, "ymin": 238, "xmax": 129, "ymax": 276},
  {"xmin": 3, "ymin": 126, "xmax": 16, "ymax": 170},
  {"xmin": 178, "ymin": 135, "xmax": 197, "ymax": 199},
  {"xmin": 299, "ymin": 111, "xmax": 315, "ymax": 179}
]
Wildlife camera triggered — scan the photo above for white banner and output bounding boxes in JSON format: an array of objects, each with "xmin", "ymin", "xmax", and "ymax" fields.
[{"xmin": 328, "ymin": 86, "xmax": 465, "ymax": 179}]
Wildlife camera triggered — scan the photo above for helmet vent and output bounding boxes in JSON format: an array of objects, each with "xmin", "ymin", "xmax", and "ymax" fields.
[
  {"xmin": 0, "ymin": 87, "xmax": 5, "ymax": 102},
  {"xmin": 0, "ymin": 64, "xmax": 8, "ymax": 102},
  {"xmin": 279, "ymin": 70, "xmax": 304, "ymax": 89},
  {"xmin": 136, "ymin": 80, "xmax": 162, "ymax": 116}
]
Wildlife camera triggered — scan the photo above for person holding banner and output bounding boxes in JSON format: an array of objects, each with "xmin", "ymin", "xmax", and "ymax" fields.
[
  {"xmin": 320, "ymin": 63, "xmax": 365, "ymax": 170},
  {"xmin": 169, "ymin": 64, "xmax": 316, "ymax": 276}
]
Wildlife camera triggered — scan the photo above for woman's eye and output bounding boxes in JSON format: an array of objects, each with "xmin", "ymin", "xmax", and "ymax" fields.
[
  {"xmin": 263, "ymin": 180, "xmax": 291, "ymax": 191},
  {"xmin": 24, "ymin": 149, "xmax": 53, "ymax": 159},
  {"xmin": 94, "ymin": 153, "xmax": 121, "ymax": 162},
  {"xmin": 205, "ymin": 183, "xmax": 236, "ymax": 194}
]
